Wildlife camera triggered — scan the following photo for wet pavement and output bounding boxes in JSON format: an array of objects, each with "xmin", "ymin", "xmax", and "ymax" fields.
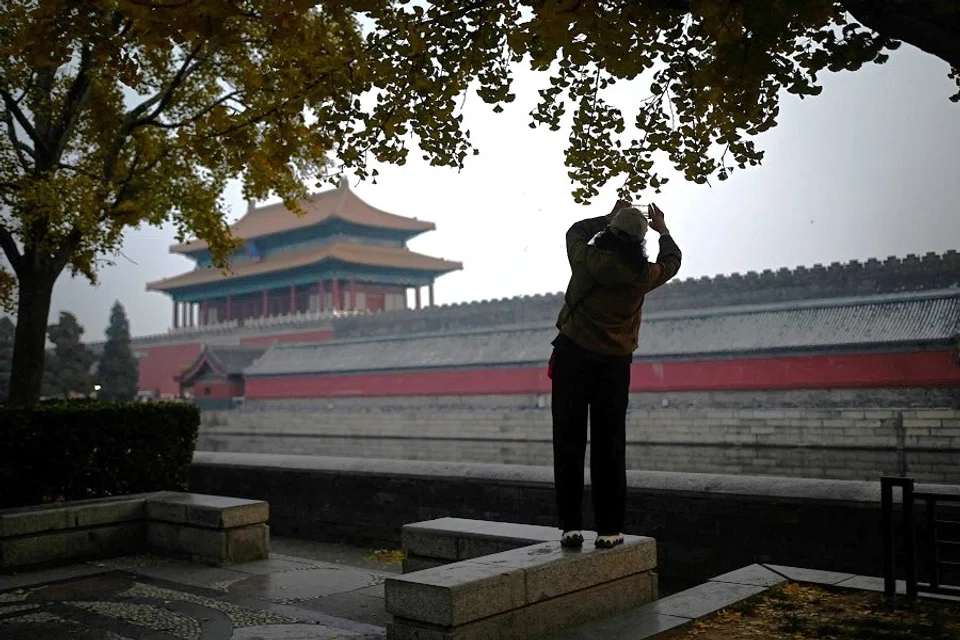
[{"xmin": 0, "ymin": 540, "xmax": 398, "ymax": 639}]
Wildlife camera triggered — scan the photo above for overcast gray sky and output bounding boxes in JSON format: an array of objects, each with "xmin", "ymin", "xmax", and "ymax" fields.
[{"xmin": 36, "ymin": 44, "xmax": 960, "ymax": 340}]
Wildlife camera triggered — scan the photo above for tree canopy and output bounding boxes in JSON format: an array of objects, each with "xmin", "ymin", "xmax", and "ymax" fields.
[
  {"xmin": 98, "ymin": 301, "xmax": 139, "ymax": 401},
  {"xmin": 44, "ymin": 311, "xmax": 96, "ymax": 398},
  {"xmin": 1, "ymin": 0, "xmax": 956, "ymax": 405}
]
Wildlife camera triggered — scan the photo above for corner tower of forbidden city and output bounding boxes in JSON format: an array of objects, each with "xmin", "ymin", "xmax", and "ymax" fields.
[{"xmin": 146, "ymin": 176, "xmax": 462, "ymax": 329}]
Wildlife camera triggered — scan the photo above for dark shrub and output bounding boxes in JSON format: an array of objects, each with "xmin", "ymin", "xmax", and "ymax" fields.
[{"xmin": 0, "ymin": 400, "xmax": 199, "ymax": 508}]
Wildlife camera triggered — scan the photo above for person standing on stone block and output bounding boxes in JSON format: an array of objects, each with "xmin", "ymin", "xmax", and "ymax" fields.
[{"xmin": 549, "ymin": 199, "xmax": 681, "ymax": 549}]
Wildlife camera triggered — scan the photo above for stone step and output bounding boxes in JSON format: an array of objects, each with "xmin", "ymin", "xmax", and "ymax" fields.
[{"xmin": 386, "ymin": 535, "xmax": 657, "ymax": 630}]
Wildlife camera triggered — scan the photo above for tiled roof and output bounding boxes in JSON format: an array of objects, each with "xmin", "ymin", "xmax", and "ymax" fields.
[
  {"xmin": 171, "ymin": 178, "xmax": 434, "ymax": 253},
  {"xmin": 180, "ymin": 345, "xmax": 268, "ymax": 382},
  {"xmin": 243, "ymin": 290, "xmax": 960, "ymax": 376},
  {"xmin": 146, "ymin": 243, "xmax": 462, "ymax": 291}
]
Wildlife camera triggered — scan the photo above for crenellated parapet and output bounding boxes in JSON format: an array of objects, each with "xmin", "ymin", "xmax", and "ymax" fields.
[{"xmin": 334, "ymin": 250, "xmax": 960, "ymax": 339}]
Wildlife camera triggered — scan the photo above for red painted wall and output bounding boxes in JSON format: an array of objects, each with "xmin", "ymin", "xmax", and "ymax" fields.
[
  {"xmin": 240, "ymin": 329, "xmax": 334, "ymax": 346},
  {"xmin": 191, "ymin": 379, "xmax": 243, "ymax": 399},
  {"xmin": 137, "ymin": 342, "xmax": 204, "ymax": 397},
  {"xmin": 244, "ymin": 350, "xmax": 960, "ymax": 399}
]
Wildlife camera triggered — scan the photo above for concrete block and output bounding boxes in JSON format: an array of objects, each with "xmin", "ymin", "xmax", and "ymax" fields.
[
  {"xmin": 388, "ymin": 570, "xmax": 655, "ymax": 640},
  {"xmin": 225, "ymin": 523, "xmax": 269, "ymax": 565},
  {"xmin": 401, "ymin": 518, "xmax": 487, "ymax": 561},
  {"xmin": 0, "ymin": 505, "xmax": 71, "ymax": 538},
  {"xmin": 403, "ymin": 554, "xmax": 449, "ymax": 573},
  {"xmin": 472, "ymin": 536, "xmax": 656, "ymax": 603},
  {"xmin": 385, "ymin": 560, "xmax": 526, "ymax": 626},
  {"xmin": 0, "ymin": 522, "xmax": 143, "ymax": 569},
  {"xmin": 66, "ymin": 498, "xmax": 146, "ymax": 528},
  {"xmin": 147, "ymin": 492, "xmax": 268, "ymax": 529}
]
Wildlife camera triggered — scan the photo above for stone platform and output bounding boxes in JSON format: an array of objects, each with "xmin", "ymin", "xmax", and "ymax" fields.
[{"xmin": 387, "ymin": 518, "xmax": 658, "ymax": 639}]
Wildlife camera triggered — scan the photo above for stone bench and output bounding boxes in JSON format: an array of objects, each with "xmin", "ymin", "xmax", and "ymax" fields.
[
  {"xmin": 401, "ymin": 517, "xmax": 562, "ymax": 573},
  {"xmin": 386, "ymin": 518, "xmax": 658, "ymax": 639},
  {"xmin": 0, "ymin": 492, "xmax": 269, "ymax": 571}
]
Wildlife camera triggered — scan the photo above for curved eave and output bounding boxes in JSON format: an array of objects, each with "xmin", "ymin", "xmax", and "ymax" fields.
[
  {"xmin": 169, "ymin": 180, "xmax": 435, "ymax": 254},
  {"xmin": 146, "ymin": 247, "xmax": 462, "ymax": 293},
  {"xmin": 176, "ymin": 352, "xmax": 227, "ymax": 384}
]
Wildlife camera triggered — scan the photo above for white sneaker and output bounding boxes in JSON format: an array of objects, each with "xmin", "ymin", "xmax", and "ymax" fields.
[
  {"xmin": 595, "ymin": 534, "xmax": 624, "ymax": 549},
  {"xmin": 560, "ymin": 531, "xmax": 584, "ymax": 548}
]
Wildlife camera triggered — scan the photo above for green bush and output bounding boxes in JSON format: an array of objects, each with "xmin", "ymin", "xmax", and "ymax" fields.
[{"xmin": 0, "ymin": 400, "xmax": 200, "ymax": 509}]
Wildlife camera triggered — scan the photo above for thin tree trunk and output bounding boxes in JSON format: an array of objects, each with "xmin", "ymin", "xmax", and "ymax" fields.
[{"xmin": 6, "ymin": 266, "xmax": 57, "ymax": 406}]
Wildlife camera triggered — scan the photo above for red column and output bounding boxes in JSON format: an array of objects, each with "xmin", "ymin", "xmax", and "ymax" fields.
[
  {"xmin": 415, "ymin": 287, "xmax": 422, "ymax": 310},
  {"xmin": 349, "ymin": 279, "xmax": 356, "ymax": 311},
  {"xmin": 261, "ymin": 290, "xmax": 268, "ymax": 318},
  {"xmin": 319, "ymin": 281, "xmax": 326, "ymax": 312},
  {"xmin": 289, "ymin": 285, "xmax": 296, "ymax": 315},
  {"xmin": 429, "ymin": 284, "xmax": 435, "ymax": 307},
  {"xmin": 225, "ymin": 296, "xmax": 232, "ymax": 322},
  {"xmin": 332, "ymin": 278, "xmax": 341, "ymax": 311},
  {"xmin": 173, "ymin": 302, "xmax": 179, "ymax": 329}
]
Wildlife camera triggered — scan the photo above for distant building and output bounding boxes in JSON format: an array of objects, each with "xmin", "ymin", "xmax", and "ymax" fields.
[
  {"xmin": 146, "ymin": 176, "xmax": 462, "ymax": 329},
  {"xmin": 176, "ymin": 345, "xmax": 268, "ymax": 410},
  {"xmin": 119, "ymin": 200, "xmax": 960, "ymax": 408}
]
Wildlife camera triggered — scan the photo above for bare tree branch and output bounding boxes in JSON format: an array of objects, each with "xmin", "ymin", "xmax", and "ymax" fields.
[
  {"xmin": 1, "ymin": 105, "xmax": 35, "ymax": 170},
  {"xmin": 0, "ymin": 225, "xmax": 22, "ymax": 274},
  {"xmin": 48, "ymin": 42, "xmax": 96, "ymax": 164},
  {"xmin": 129, "ymin": 40, "xmax": 208, "ymax": 128},
  {"xmin": 0, "ymin": 90, "xmax": 40, "ymax": 149}
]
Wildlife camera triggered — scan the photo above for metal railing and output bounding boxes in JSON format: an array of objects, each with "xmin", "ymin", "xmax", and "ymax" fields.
[{"xmin": 881, "ymin": 476, "xmax": 960, "ymax": 599}]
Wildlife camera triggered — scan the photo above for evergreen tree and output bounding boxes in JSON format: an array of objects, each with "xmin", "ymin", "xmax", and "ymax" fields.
[
  {"xmin": 0, "ymin": 316, "xmax": 13, "ymax": 401},
  {"xmin": 45, "ymin": 312, "xmax": 97, "ymax": 398},
  {"xmin": 98, "ymin": 302, "xmax": 139, "ymax": 401}
]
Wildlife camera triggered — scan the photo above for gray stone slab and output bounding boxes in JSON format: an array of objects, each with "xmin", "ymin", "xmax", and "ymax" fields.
[
  {"xmin": 763, "ymin": 564, "xmax": 856, "ymax": 586},
  {"xmin": 0, "ymin": 506, "xmax": 71, "ymax": 538},
  {"xmin": 402, "ymin": 555, "xmax": 448, "ymax": 574},
  {"xmin": 389, "ymin": 571, "xmax": 655, "ymax": 640},
  {"xmin": 457, "ymin": 522, "xmax": 568, "ymax": 560},
  {"xmin": 470, "ymin": 537, "xmax": 656, "ymax": 603},
  {"xmin": 0, "ymin": 564, "xmax": 111, "ymax": 591},
  {"xmin": 1, "ymin": 522, "xmax": 144, "ymax": 570},
  {"xmin": 385, "ymin": 561, "xmax": 525, "ymax": 626},
  {"xmin": 295, "ymin": 589, "xmax": 389, "ymax": 627},
  {"xmin": 65, "ymin": 499, "xmax": 146, "ymax": 529},
  {"xmin": 146, "ymin": 492, "xmax": 268, "ymax": 529},
  {"xmin": 400, "ymin": 528, "xmax": 458, "ymax": 561},
  {"xmin": 126, "ymin": 558, "xmax": 248, "ymax": 589},
  {"xmin": 644, "ymin": 580, "xmax": 767, "ymax": 620},
  {"xmin": 228, "ymin": 556, "xmax": 324, "ymax": 575},
  {"xmin": 146, "ymin": 521, "xmax": 268, "ymax": 566},
  {"xmin": 551, "ymin": 611, "xmax": 690, "ymax": 639},
  {"xmin": 228, "ymin": 566, "xmax": 382, "ymax": 601},
  {"xmin": 710, "ymin": 564, "xmax": 786, "ymax": 587},
  {"xmin": 835, "ymin": 574, "xmax": 906, "ymax": 594}
]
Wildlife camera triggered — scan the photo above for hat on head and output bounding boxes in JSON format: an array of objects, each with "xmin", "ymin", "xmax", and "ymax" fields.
[{"xmin": 609, "ymin": 206, "xmax": 648, "ymax": 241}]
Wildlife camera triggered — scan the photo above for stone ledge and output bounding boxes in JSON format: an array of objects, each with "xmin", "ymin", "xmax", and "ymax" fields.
[
  {"xmin": 0, "ymin": 492, "xmax": 269, "ymax": 571},
  {"xmin": 387, "ymin": 517, "xmax": 658, "ymax": 639},
  {"xmin": 146, "ymin": 491, "xmax": 269, "ymax": 529}
]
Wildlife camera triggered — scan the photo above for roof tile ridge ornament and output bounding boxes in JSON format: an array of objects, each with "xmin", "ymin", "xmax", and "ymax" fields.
[{"xmin": 331, "ymin": 173, "xmax": 353, "ymax": 222}]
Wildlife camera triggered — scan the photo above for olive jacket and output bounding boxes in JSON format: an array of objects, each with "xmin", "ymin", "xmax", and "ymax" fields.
[{"xmin": 554, "ymin": 215, "xmax": 682, "ymax": 358}]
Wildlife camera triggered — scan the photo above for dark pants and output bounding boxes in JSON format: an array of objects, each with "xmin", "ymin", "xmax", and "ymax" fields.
[{"xmin": 551, "ymin": 347, "xmax": 630, "ymax": 536}]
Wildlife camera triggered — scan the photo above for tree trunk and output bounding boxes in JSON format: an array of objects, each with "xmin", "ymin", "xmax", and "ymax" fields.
[
  {"xmin": 843, "ymin": 0, "xmax": 960, "ymax": 71},
  {"xmin": 6, "ymin": 266, "xmax": 58, "ymax": 407}
]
